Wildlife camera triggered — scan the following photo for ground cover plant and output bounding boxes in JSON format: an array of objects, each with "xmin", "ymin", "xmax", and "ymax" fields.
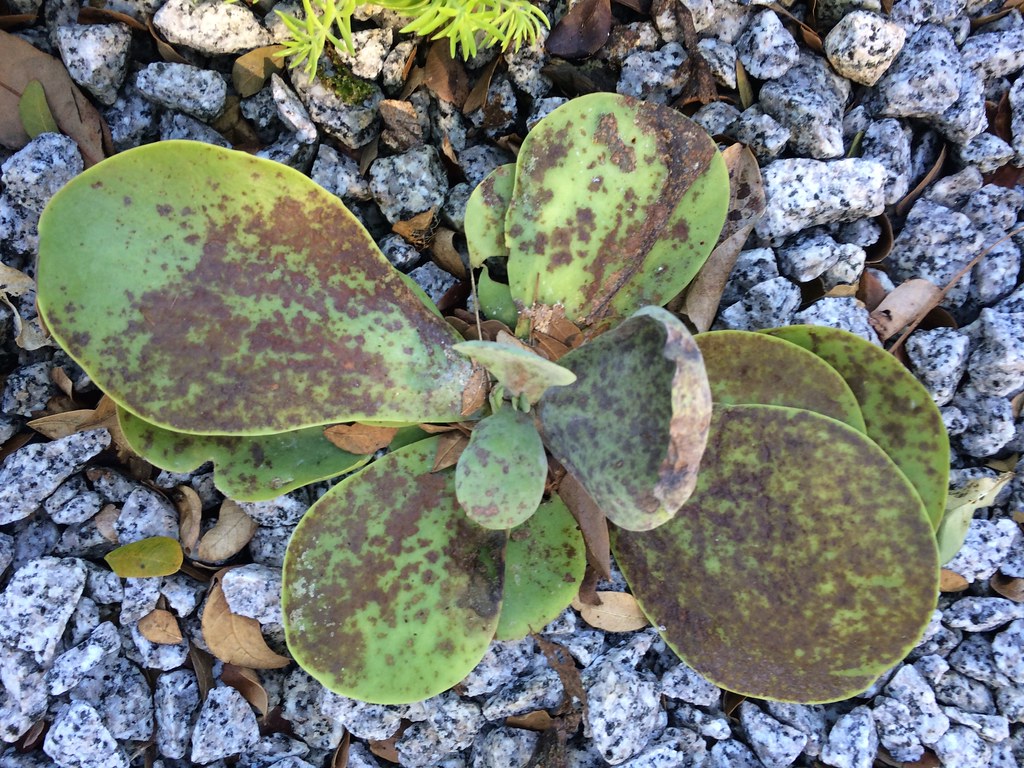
[{"xmin": 36, "ymin": 93, "xmax": 946, "ymax": 706}]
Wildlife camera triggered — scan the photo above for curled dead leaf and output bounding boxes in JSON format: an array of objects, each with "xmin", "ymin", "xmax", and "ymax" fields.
[
  {"xmin": 431, "ymin": 430, "xmax": 470, "ymax": 472},
  {"xmin": 323, "ymin": 423, "xmax": 398, "ymax": 455},
  {"xmin": 138, "ymin": 608, "xmax": 184, "ymax": 644},
  {"xmin": 221, "ymin": 664, "xmax": 269, "ymax": 715},
  {"xmin": 173, "ymin": 485, "xmax": 203, "ymax": 557},
  {"xmin": 869, "ymin": 279, "xmax": 943, "ymax": 341},
  {"xmin": 393, "ymin": 208, "xmax": 436, "ymax": 249},
  {"xmin": 195, "ymin": 500, "xmax": 257, "ymax": 563},
  {"xmin": 506, "ymin": 710, "xmax": 557, "ymax": 731},
  {"xmin": 939, "ymin": 569, "xmax": 969, "ymax": 593},
  {"xmin": 202, "ymin": 571, "xmax": 290, "ymax": 669},
  {"xmin": 571, "ymin": 591, "xmax": 649, "ymax": 632},
  {"xmin": 431, "ymin": 228, "xmax": 466, "ymax": 279},
  {"xmin": 991, "ymin": 572, "xmax": 1024, "ymax": 602}
]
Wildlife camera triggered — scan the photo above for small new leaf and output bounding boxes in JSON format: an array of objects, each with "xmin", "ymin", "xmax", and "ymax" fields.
[
  {"xmin": 104, "ymin": 536, "xmax": 183, "ymax": 578},
  {"xmin": 18, "ymin": 80, "xmax": 58, "ymax": 138},
  {"xmin": 455, "ymin": 340, "xmax": 576, "ymax": 405}
]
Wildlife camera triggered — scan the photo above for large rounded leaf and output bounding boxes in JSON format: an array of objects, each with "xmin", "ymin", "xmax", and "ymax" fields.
[
  {"xmin": 118, "ymin": 408, "xmax": 370, "ymax": 502},
  {"xmin": 497, "ymin": 494, "xmax": 586, "ymax": 640},
  {"xmin": 282, "ymin": 438, "xmax": 506, "ymax": 704},
  {"xmin": 455, "ymin": 406, "xmax": 548, "ymax": 529},
  {"xmin": 613, "ymin": 405, "xmax": 939, "ymax": 703},
  {"xmin": 765, "ymin": 326, "xmax": 948, "ymax": 528},
  {"xmin": 536, "ymin": 307, "xmax": 711, "ymax": 531},
  {"xmin": 696, "ymin": 330, "xmax": 866, "ymax": 431},
  {"xmin": 506, "ymin": 93, "xmax": 728, "ymax": 325},
  {"xmin": 37, "ymin": 141, "xmax": 475, "ymax": 435},
  {"xmin": 465, "ymin": 164, "xmax": 515, "ymax": 268}
]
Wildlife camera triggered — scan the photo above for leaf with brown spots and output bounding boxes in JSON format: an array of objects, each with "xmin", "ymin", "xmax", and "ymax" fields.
[
  {"xmin": 282, "ymin": 437, "xmax": 506, "ymax": 704},
  {"xmin": 613, "ymin": 404, "xmax": 940, "ymax": 703},
  {"xmin": 504, "ymin": 92, "xmax": 728, "ymax": 327},
  {"xmin": 465, "ymin": 163, "xmax": 515, "ymax": 268},
  {"xmin": 37, "ymin": 141, "xmax": 477, "ymax": 439},
  {"xmin": 203, "ymin": 570, "xmax": 291, "ymax": 669},
  {"xmin": 455, "ymin": 340, "xmax": 576, "ymax": 404},
  {"xmin": 537, "ymin": 308, "xmax": 711, "ymax": 531},
  {"xmin": 119, "ymin": 408, "xmax": 370, "ymax": 503}
]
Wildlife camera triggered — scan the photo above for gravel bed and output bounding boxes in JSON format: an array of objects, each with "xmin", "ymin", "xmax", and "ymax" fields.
[{"xmin": 0, "ymin": 1, "xmax": 1023, "ymax": 767}]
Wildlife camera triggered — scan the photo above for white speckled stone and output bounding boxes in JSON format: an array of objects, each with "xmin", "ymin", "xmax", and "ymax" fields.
[
  {"xmin": 70, "ymin": 655, "xmax": 154, "ymax": 741},
  {"xmin": 55, "ymin": 23, "xmax": 132, "ymax": 106},
  {"xmin": 765, "ymin": 702, "xmax": 827, "ymax": 758},
  {"xmin": 861, "ymin": 118, "xmax": 912, "ymax": 205},
  {"xmin": 270, "ymin": 74, "xmax": 317, "ymax": 145},
  {"xmin": 717, "ymin": 276, "xmax": 801, "ymax": 331},
  {"xmin": 931, "ymin": 65, "xmax": 988, "ymax": 145},
  {"xmin": 0, "ymin": 557, "xmax": 85, "ymax": 664},
  {"xmin": 943, "ymin": 707, "xmax": 1010, "ymax": 742},
  {"xmin": 950, "ymin": 634, "xmax": 1011, "ymax": 688},
  {"xmin": 956, "ymin": 132, "xmax": 1015, "ymax": 173},
  {"xmin": 409, "ymin": 261, "xmax": 457, "ymax": 305},
  {"xmin": 906, "ymin": 327, "xmax": 970, "ymax": 405},
  {"xmin": 221, "ymin": 564, "xmax": 282, "ymax": 625},
  {"xmin": 872, "ymin": 24, "xmax": 963, "ymax": 119},
  {"xmin": 586, "ymin": 661, "xmax": 665, "ymax": 764},
  {"xmin": 730, "ymin": 107, "xmax": 790, "ymax": 162},
  {"xmin": 369, "ymin": 145, "xmax": 448, "ymax": 224},
  {"xmin": 334, "ymin": 28, "xmax": 393, "ymax": 81},
  {"xmin": 993, "ymin": 619, "xmax": 1024, "ymax": 683},
  {"xmin": 481, "ymin": 667, "xmax": 564, "ymax": 720},
  {"xmin": 617, "ymin": 43, "xmax": 688, "ymax": 105},
  {"xmin": 943, "ymin": 597, "xmax": 1024, "ymax": 632},
  {"xmin": 616, "ymin": 726, "xmax": 706, "ymax": 767},
  {"xmin": 135, "ymin": 63, "xmax": 227, "ymax": 122},
  {"xmin": 155, "ymin": 669, "xmax": 200, "ymax": 760},
  {"xmin": 932, "ymin": 724, "xmax": 993, "ymax": 767},
  {"xmin": 946, "ymin": 519, "xmax": 1021, "ymax": 582},
  {"xmin": 281, "ymin": 669, "xmax": 345, "ymax": 750},
  {"xmin": 43, "ymin": 702, "xmax": 127, "ymax": 768},
  {"xmin": 153, "ymin": 0, "xmax": 272, "ymax": 55},
  {"xmin": 776, "ymin": 231, "xmax": 847, "ymax": 282},
  {"xmin": 46, "ymin": 621, "xmax": 119, "ymax": 695},
  {"xmin": 952, "ymin": 385, "xmax": 1016, "ymax": 457},
  {"xmin": 471, "ymin": 726, "xmax": 538, "ymax": 768},
  {"xmin": 760, "ymin": 52, "xmax": 849, "ymax": 159},
  {"xmin": 115, "ymin": 486, "xmax": 178, "ymax": 544},
  {"xmin": 320, "ymin": 692, "xmax": 402, "ymax": 741},
  {"xmin": 2, "ymin": 131, "xmax": 83, "ymax": 220},
  {"xmin": 397, "ymin": 691, "xmax": 484, "ymax": 767},
  {"xmin": 739, "ymin": 702, "xmax": 807, "ymax": 768},
  {"xmin": 697, "ymin": 38, "xmax": 737, "ymax": 89},
  {"xmin": 824, "ymin": 11, "xmax": 904, "ymax": 86},
  {"xmin": 671, "ymin": 702, "xmax": 730, "ymax": 740},
  {"xmin": 935, "ymin": 669, "xmax": 996, "ymax": 714},
  {"xmin": 883, "ymin": 665, "xmax": 949, "ymax": 746},
  {"xmin": 708, "ymin": 739, "xmax": 763, "ymax": 767},
  {"xmin": 820, "ymin": 705, "xmax": 877, "ymax": 768},
  {"xmin": 961, "ymin": 25, "xmax": 1024, "ymax": 80},
  {"xmin": 190, "ymin": 686, "xmax": 260, "ymax": 764},
  {"xmin": 736, "ymin": 11, "xmax": 799, "ymax": 80},
  {"xmin": 755, "ymin": 158, "xmax": 886, "ymax": 243}
]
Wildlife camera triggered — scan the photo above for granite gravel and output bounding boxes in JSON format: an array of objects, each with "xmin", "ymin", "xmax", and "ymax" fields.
[{"xmin": 1, "ymin": 1, "xmax": 1023, "ymax": 767}]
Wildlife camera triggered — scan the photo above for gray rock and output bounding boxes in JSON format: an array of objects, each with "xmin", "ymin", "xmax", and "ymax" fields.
[
  {"xmin": 997, "ymin": 683, "xmax": 1024, "ymax": 722},
  {"xmin": 135, "ymin": 63, "xmax": 227, "ymax": 122},
  {"xmin": 103, "ymin": 84, "xmax": 159, "ymax": 152},
  {"xmin": 238, "ymin": 733, "xmax": 311, "ymax": 767},
  {"xmin": 956, "ymin": 133, "xmax": 1015, "ymax": 173},
  {"xmin": 971, "ymin": 230, "xmax": 1021, "ymax": 307},
  {"xmin": 0, "ymin": 646, "xmax": 48, "ymax": 742},
  {"xmin": 129, "ymin": 620, "xmax": 190, "ymax": 671},
  {"xmin": 248, "ymin": 525, "xmax": 292, "ymax": 567},
  {"xmin": 120, "ymin": 578, "xmax": 161, "ymax": 626},
  {"xmin": 311, "ymin": 144, "xmax": 371, "ymax": 202},
  {"xmin": 765, "ymin": 702, "xmax": 827, "ymax": 758},
  {"xmin": 935, "ymin": 669, "xmax": 997, "ymax": 714},
  {"xmin": 153, "ymin": 0, "xmax": 272, "ymax": 55},
  {"xmin": 44, "ymin": 478, "xmax": 102, "ymax": 526},
  {"xmin": 660, "ymin": 662, "xmax": 720, "ymax": 707},
  {"xmin": 697, "ymin": 38, "xmax": 737, "ymax": 89},
  {"xmin": 930, "ymin": 64, "xmax": 989, "ymax": 145},
  {"xmin": 155, "ymin": 669, "xmax": 200, "ymax": 760},
  {"xmin": 1, "ymin": 133, "xmax": 83, "ymax": 216},
  {"xmin": 820, "ymin": 705, "xmax": 877, "ymax": 768},
  {"xmin": 691, "ymin": 101, "xmax": 741, "ymax": 137},
  {"xmin": 759, "ymin": 52, "xmax": 849, "ymax": 159},
  {"xmin": 824, "ymin": 10, "xmax": 906, "ymax": 85},
  {"xmin": 397, "ymin": 692, "xmax": 483, "ymax": 766},
  {"xmin": 190, "ymin": 686, "xmax": 260, "ymax": 764},
  {"xmin": 43, "ymin": 702, "xmax": 127, "ymax": 768},
  {"xmin": 708, "ymin": 739, "xmax": 763, "ymax": 767},
  {"xmin": 320, "ymin": 693, "xmax": 402, "ymax": 741},
  {"xmin": 55, "ymin": 23, "xmax": 132, "ymax": 106},
  {"xmin": 906, "ymin": 327, "xmax": 970, "ymax": 405},
  {"xmin": 46, "ymin": 621, "xmax": 119, "ymax": 696},
  {"xmin": 1010, "ymin": 76, "xmax": 1024, "ymax": 162},
  {"xmin": 158, "ymin": 110, "xmax": 231, "ymax": 145},
  {"xmin": 871, "ymin": 24, "xmax": 963, "ymax": 119},
  {"xmin": 115, "ymin": 486, "xmax": 178, "ymax": 544},
  {"xmin": 618, "ymin": 43, "xmax": 688, "ymax": 105},
  {"xmin": 70, "ymin": 655, "xmax": 154, "ymax": 741},
  {"xmin": 961, "ymin": 25, "xmax": 1024, "ymax": 80},
  {"xmin": 943, "ymin": 707, "xmax": 1010, "ymax": 742},
  {"xmin": 720, "ymin": 248, "xmax": 779, "ymax": 308},
  {"xmin": 755, "ymin": 158, "xmax": 886, "ymax": 243},
  {"xmin": 739, "ymin": 702, "xmax": 806, "ymax": 767},
  {"xmin": 792, "ymin": 298, "xmax": 879, "ymax": 344},
  {"xmin": 290, "ymin": 62, "xmax": 383, "ymax": 149},
  {"xmin": 467, "ymin": 74, "xmax": 517, "ymax": 137},
  {"xmin": 617, "ymin": 727, "xmax": 706, "ymax": 767},
  {"xmin": 736, "ymin": 11, "xmax": 799, "ymax": 80},
  {"xmin": 949, "ymin": 634, "xmax": 1011, "ymax": 688},
  {"xmin": 459, "ymin": 144, "xmax": 513, "ymax": 189},
  {"xmin": 481, "ymin": 667, "xmax": 564, "ymax": 719},
  {"xmin": 221, "ymin": 564, "xmax": 282, "ymax": 625},
  {"xmin": 966, "ymin": 311, "xmax": 1024, "ymax": 396},
  {"xmin": 925, "ymin": 165, "xmax": 984, "ymax": 208},
  {"xmin": 470, "ymin": 727, "xmax": 538, "ymax": 768},
  {"xmin": 1, "ymin": 362, "xmax": 56, "ymax": 418},
  {"xmin": 717, "ymin": 277, "xmax": 801, "ymax": 330},
  {"xmin": 460, "ymin": 639, "xmax": 537, "ymax": 698},
  {"xmin": 369, "ymin": 145, "xmax": 448, "ymax": 224},
  {"xmin": 931, "ymin": 724, "xmax": 993, "ymax": 767},
  {"xmin": 861, "ymin": 118, "xmax": 912, "ymax": 205},
  {"xmin": 670, "ymin": 703, "xmax": 731, "ymax": 739},
  {"xmin": 883, "ymin": 665, "xmax": 949, "ymax": 746},
  {"xmin": 776, "ymin": 231, "xmax": 847, "ymax": 282},
  {"xmin": 586, "ymin": 661, "xmax": 664, "ymax": 764},
  {"xmin": 281, "ymin": 669, "xmax": 344, "ymax": 750},
  {"xmin": 334, "ymin": 28, "xmax": 393, "ymax": 81},
  {"xmin": 409, "ymin": 261, "xmax": 457, "ymax": 305},
  {"xmin": 944, "ymin": 596, "xmax": 1024, "ymax": 631},
  {"xmin": 872, "ymin": 696, "xmax": 923, "ymax": 761},
  {"xmin": 945, "ymin": 519, "xmax": 1021, "ymax": 582},
  {"xmin": 952, "ymin": 385, "xmax": 1016, "ymax": 456},
  {"xmin": 270, "ymin": 74, "xmax": 317, "ymax": 144},
  {"xmin": 160, "ymin": 573, "xmax": 203, "ymax": 617},
  {"xmin": 0, "ymin": 557, "xmax": 85, "ymax": 664},
  {"xmin": 993, "ymin": 618, "xmax": 1024, "ymax": 682},
  {"xmin": 730, "ymin": 107, "xmax": 790, "ymax": 162}
]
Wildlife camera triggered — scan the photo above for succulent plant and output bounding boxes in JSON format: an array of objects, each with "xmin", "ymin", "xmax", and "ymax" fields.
[{"xmin": 36, "ymin": 92, "xmax": 946, "ymax": 706}]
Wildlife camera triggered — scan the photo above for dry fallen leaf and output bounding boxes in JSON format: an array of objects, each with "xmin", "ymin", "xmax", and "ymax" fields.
[
  {"xmin": 939, "ymin": 569, "xmax": 969, "ymax": 593},
  {"xmin": 195, "ymin": 500, "xmax": 258, "ymax": 563},
  {"xmin": 138, "ymin": 608, "xmax": 184, "ymax": 644},
  {"xmin": 463, "ymin": 55, "xmax": 501, "ymax": 115},
  {"xmin": 991, "ymin": 572, "xmax": 1024, "ymax": 602},
  {"xmin": 369, "ymin": 735, "xmax": 401, "ymax": 764},
  {"xmin": 896, "ymin": 146, "xmax": 947, "ymax": 218},
  {"xmin": 432, "ymin": 430, "xmax": 470, "ymax": 472},
  {"xmin": 423, "ymin": 42, "xmax": 469, "ymax": 108},
  {"xmin": 232, "ymin": 45, "xmax": 286, "ymax": 97},
  {"xmin": 173, "ymin": 485, "xmax": 203, "ymax": 557},
  {"xmin": 557, "ymin": 470, "xmax": 611, "ymax": 580},
  {"xmin": 94, "ymin": 503, "xmax": 120, "ymax": 543},
  {"xmin": 431, "ymin": 228, "xmax": 466, "ymax": 279},
  {"xmin": 461, "ymin": 366, "xmax": 490, "ymax": 417},
  {"xmin": 221, "ymin": 664, "xmax": 270, "ymax": 715},
  {"xmin": 572, "ymin": 591, "xmax": 650, "ymax": 632},
  {"xmin": 545, "ymin": 0, "xmax": 612, "ymax": 59},
  {"xmin": 392, "ymin": 208, "xmax": 436, "ymax": 249},
  {"xmin": 0, "ymin": 263, "xmax": 50, "ymax": 350},
  {"xmin": 189, "ymin": 643, "xmax": 215, "ymax": 702},
  {"xmin": 506, "ymin": 710, "xmax": 556, "ymax": 731},
  {"xmin": 323, "ymin": 423, "xmax": 398, "ymax": 455},
  {"xmin": 331, "ymin": 732, "xmax": 352, "ymax": 768},
  {"xmin": 869, "ymin": 279, "xmax": 943, "ymax": 341},
  {"xmin": 202, "ymin": 571, "xmax": 291, "ymax": 669},
  {"xmin": 0, "ymin": 30, "xmax": 107, "ymax": 165}
]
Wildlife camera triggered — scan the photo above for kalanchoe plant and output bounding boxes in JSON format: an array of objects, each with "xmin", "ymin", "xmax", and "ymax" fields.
[{"xmin": 35, "ymin": 93, "xmax": 946, "ymax": 706}]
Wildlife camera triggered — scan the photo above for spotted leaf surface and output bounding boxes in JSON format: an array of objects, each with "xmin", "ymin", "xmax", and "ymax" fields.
[
  {"xmin": 282, "ymin": 437, "xmax": 506, "ymax": 704},
  {"xmin": 506, "ymin": 92, "xmax": 728, "ymax": 325},
  {"xmin": 465, "ymin": 163, "xmax": 514, "ymax": 268},
  {"xmin": 536, "ymin": 307, "xmax": 711, "ymax": 531},
  {"xmin": 36, "ymin": 141, "xmax": 474, "ymax": 435},
  {"xmin": 455, "ymin": 340, "xmax": 576, "ymax": 404},
  {"xmin": 455, "ymin": 406, "xmax": 548, "ymax": 529},
  {"xmin": 696, "ymin": 330, "xmax": 866, "ymax": 431},
  {"xmin": 118, "ymin": 408, "xmax": 370, "ymax": 502},
  {"xmin": 765, "ymin": 325, "xmax": 948, "ymax": 528},
  {"xmin": 613, "ymin": 405, "xmax": 939, "ymax": 703},
  {"xmin": 497, "ymin": 494, "xmax": 586, "ymax": 640}
]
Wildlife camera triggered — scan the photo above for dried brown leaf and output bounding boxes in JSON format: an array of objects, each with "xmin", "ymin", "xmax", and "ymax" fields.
[
  {"xmin": 232, "ymin": 45, "xmax": 286, "ymax": 97},
  {"xmin": 533, "ymin": 634, "xmax": 587, "ymax": 720},
  {"xmin": 369, "ymin": 735, "xmax": 401, "ymax": 764},
  {"xmin": 991, "ymin": 572, "xmax": 1024, "ymax": 602},
  {"xmin": 557, "ymin": 471, "xmax": 611, "ymax": 580},
  {"xmin": 531, "ymin": 331, "xmax": 571, "ymax": 362},
  {"xmin": 173, "ymin": 485, "xmax": 203, "ymax": 557},
  {"xmin": 323, "ymin": 423, "xmax": 398, "ymax": 455},
  {"xmin": 736, "ymin": 59, "xmax": 754, "ymax": 110},
  {"xmin": 939, "ymin": 569, "xmax": 969, "ymax": 593},
  {"xmin": 28, "ymin": 409, "xmax": 101, "ymax": 439},
  {"xmin": 138, "ymin": 608, "xmax": 184, "ymax": 644},
  {"xmin": 461, "ymin": 366, "xmax": 490, "ymax": 417},
  {"xmin": 221, "ymin": 664, "xmax": 270, "ymax": 715},
  {"xmin": 463, "ymin": 55, "xmax": 501, "ymax": 114},
  {"xmin": 77, "ymin": 7, "xmax": 148, "ymax": 30},
  {"xmin": 94, "ymin": 504, "xmax": 120, "ymax": 543},
  {"xmin": 572, "ymin": 591, "xmax": 650, "ymax": 632},
  {"xmin": 431, "ymin": 430, "xmax": 469, "ymax": 472},
  {"xmin": 0, "ymin": 30, "xmax": 107, "ymax": 165},
  {"xmin": 392, "ymin": 208, "xmax": 436, "ymax": 250},
  {"xmin": 869, "ymin": 278, "xmax": 943, "ymax": 341},
  {"xmin": 202, "ymin": 571, "xmax": 290, "ymax": 669},
  {"xmin": 147, "ymin": 18, "xmax": 189, "ymax": 65},
  {"xmin": 195, "ymin": 500, "xmax": 258, "ymax": 563},
  {"xmin": 189, "ymin": 643, "xmax": 215, "ymax": 702},
  {"xmin": 546, "ymin": 0, "xmax": 612, "ymax": 59},
  {"xmin": 506, "ymin": 710, "xmax": 556, "ymax": 731},
  {"xmin": 431, "ymin": 228, "xmax": 466, "ymax": 279},
  {"xmin": 856, "ymin": 268, "xmax": 888, "ymax": 311},
  {"xmin": 424, "ymin": 42, "xmax": 469, "ymax": 108}
]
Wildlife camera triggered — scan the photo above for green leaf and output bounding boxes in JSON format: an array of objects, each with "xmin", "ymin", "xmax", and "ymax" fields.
[
  {"xmin": 537, "ymin": 307, "xmax": 711, "ymax": 531},
  {"xmin": 455, "ymin": 407, "xmax": 547, "ymax": 529},
  {"xmin": 613, "ymin": 404, "xmax": 939, "ymax": 703},
  {"xmin": 765, "ymin": 325, "xmax": 949, "ymax": 529},
  {"xmin": 477, "ymin": 266, "xmax": 518, "ymax": 328},
  {"xmin": 18, "ymin": 79, "xmax": 59, "ymax": 138},
  {"xmin": 496, "ymin": 493, "xmax": 586, "ymax": 640},
  {"xmin": 695, "ymin": 330, "xmax": 866, "ymax": 432},
  {"xmin": 505, "ymin": 92, "xmax": 729, "ymax": 326},
  {"xmin": 936, "ymin": 472, "xmax": 1013, "ymax": 564},
  {"xmin": 37, "ymin": 141, "xmax": 475, "ymax": 435},
  {"xmin": 455, "ymin": 340, "xmax": 575, "ymax": 404},
  {"xmin": 282, "ymin": 437, "xmax": 506, "ymax": 704},
  {"xmin": 465, "ymin": 164, "xmax": 514, "ymax": 268},
  {"xmin": 104, "ymin": 536, "xmax": 183, "ymax": 578},
  {"xmin": 118, "ymin": 408, "xmax": 370, "ymax": 502}
]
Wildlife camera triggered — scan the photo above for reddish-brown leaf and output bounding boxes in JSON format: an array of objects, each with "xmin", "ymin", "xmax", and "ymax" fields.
[
  {"xmin": 546, "ymin": 0, "xmax": 612, "ymax": 59},
  {"xmin": 424, "ymin": 42, "xmax": 469, "ymax": 108},
  {"xmin": 323, "ymin": 423, "xmax": 399, "ymax": 455}
]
